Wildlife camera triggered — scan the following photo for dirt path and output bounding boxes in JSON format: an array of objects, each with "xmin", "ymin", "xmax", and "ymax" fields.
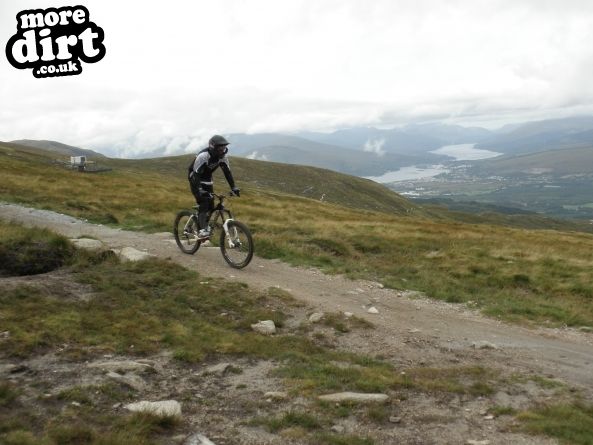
[{"xmin": 2, "ymin": 203, "xmax": 592, "ymax": 396}]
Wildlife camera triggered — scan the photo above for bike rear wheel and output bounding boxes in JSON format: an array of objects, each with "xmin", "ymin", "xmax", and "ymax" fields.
[
  {"xmin": 174, "ymin": 210, "xmax": 201, "ymax": 254},
  {"xmin": 219, "ymin": 220, "xmax": 253, "ymax": 268}
]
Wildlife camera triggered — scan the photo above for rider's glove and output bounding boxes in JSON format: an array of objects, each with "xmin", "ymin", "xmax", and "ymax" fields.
[{"xmin": 231, "ymin": 188, "xmax": 241, "ymax": 197}]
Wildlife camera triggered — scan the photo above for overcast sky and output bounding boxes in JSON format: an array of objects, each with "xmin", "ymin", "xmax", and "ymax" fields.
[{"xmin": 2, "ymin": 0, "xmax": 593, "ymax": 157}]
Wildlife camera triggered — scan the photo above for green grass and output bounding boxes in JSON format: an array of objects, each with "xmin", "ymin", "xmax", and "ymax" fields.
[
  {"xmin": 518, "ymin": 403, "xmax": 593, "ymax": 445},
  {"xmin": 256, "ymin": 411, "xmax": 322, "ymax": 433}
]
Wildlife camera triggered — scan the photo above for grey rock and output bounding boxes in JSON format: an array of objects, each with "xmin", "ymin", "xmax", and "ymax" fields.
[
  {"xmin": 389, "ymin": 416, "xmax": 402, "ymax": 424},
  {"xmin": 343, "ymin": 312, "xmax": 353, "ymax": 318},
  {"xmin": 69, "ymin": 238, "xmax": 103, "ymax": 250},
  {"xmin": 466, "ymin": 441, "xmax": 491, "ymax": 445},
  {"xmin": 119, "ymin": 247, "xmax": 156, "ymax": 262},
  {"xmin": 0, "ymin": 364, "xmax": 18, "ymax": 374},
  {"xmin": 367, "ymin": 306, "xmax": 379, "ymax": 314},
  {"xmin": 264, "ymin": 391, "xmax": 288, "ymax": 401},
  {"xmin": 203, "ymin": 363, "xmax": 232, "ymax": 376},
  {"xmin": 107, "ymin": 371, "xmax": 147, "ymax": 391},
  {"xmin": 251, "ymin": 320, "xmax": 276, "ymax": 335},
  {"xmin": 124, "ymin": 400, "xmax": 181, "ymax": 417},
  {"xmin": 88, "ymin": 360, "xmax": 153, "ymax": 373},
  {"xmin": 318, "ymin": 392, "xmax": 389, "ymax": 403},
  {"xmin": 331, "ymin": 425, "xmax": 344, "ymax": 433},
  {"xmin": 185, "ymin": 433, "xmax": 217, "ymax": 445},
  {"xmin": 309, "ymin": 312, "xmax": 324, "ymax": 323}
]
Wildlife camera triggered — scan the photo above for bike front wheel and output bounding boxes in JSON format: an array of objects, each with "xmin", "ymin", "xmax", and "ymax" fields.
[
  {"xmin": 220, "ymin": 220, "xmax": 254, "ymax": 269},
  {"xmin": 173, "ymin": 210, "xmax": 201, "ymax": 254}
]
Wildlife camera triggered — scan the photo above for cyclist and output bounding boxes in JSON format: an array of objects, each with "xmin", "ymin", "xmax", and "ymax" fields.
[{"xmin": 188, "ymin": 135, "xmax": 240, "ymax": 239}]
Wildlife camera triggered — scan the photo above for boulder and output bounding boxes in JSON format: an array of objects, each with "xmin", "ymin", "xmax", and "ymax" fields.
[
  {"xmin": 251, "ymin": 320, "xmax": 276, "ymax": 335},
  {"xmin": 184, "ymin": 434, "xmax": 217, "ymax": 445},
  {"xmin": 264, "ymin": 391, "xmax": 288, "ymax": 401},
  {"xmin": 125, "ymin": 400, "xmax": 181, "ymax": 417},
  {"xmin": 309, "ymin": 312, "xmax": 324, "ymax": 323},
  {"xmin": 70, "ymin": 238, "xmax": 103, "ymax": 250},
  {"xmin": 202, "ymin": 363, "xmax": 232, "ymax": 376},
  {"xmin": 118, "ymin": 247, "xmax": 156, "ymax": 262}
]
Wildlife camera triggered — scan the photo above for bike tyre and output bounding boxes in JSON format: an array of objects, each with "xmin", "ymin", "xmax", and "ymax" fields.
[
  {"xmin": 219, "ymin": 220, "xmax": 254, "ymax": 269},
  {"xmin": 173, "ymin": 210, "xmax": 201, "ymax": 254}
]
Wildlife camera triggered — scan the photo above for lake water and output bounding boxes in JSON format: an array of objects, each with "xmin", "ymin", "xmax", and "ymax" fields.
[
  {"xmin": 430, "ymin": 143, "xmax": 501, "ymax": 160},
  {"xmin": 366, "ymin": 143, "xmax": 502, "ymax": 184},
  {"xmin": 366, "ymin": 165, "xmax": 449, "ymax": 183}
]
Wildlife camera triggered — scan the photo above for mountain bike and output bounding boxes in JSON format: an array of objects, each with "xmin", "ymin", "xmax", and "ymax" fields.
[{"xmin": 173, "ymin": 193, "xmax": 254, "ymax": 269}]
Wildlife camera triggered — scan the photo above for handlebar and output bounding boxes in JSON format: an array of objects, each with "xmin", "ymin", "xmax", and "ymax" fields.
[{"xmin": 212, "ymin": 191, "xmax": 238, "ymax": 200}]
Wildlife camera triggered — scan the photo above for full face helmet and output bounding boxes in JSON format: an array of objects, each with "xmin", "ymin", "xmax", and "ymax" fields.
[{"xmin": 208, "ymin": 135, "xmax": 229, "ymax": 157}]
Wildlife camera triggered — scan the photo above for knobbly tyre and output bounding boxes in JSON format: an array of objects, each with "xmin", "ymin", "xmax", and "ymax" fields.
[{"xmin": 173, "ymin": 192, "xmax": 254, "ymax": 269}]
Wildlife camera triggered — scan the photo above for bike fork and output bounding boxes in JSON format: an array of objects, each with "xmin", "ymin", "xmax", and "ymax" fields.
[
  {"xmin": 222, "ymin": 219, "xmax": 237, "ymax": 247},
  {"xmin": 184, "ymin": 215, "xmax": 197, "ymax": 235}
]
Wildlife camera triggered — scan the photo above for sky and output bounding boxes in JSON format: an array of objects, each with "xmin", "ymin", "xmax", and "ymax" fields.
[{"xmin": 2, "ymin": 0, "xmax": 593, "ymax": 157}]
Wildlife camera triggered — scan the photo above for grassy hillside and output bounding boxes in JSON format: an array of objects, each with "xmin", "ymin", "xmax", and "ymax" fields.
[
  {"xmin": 102, "ymin": 152, "xmax": 417, "ymax": 215},
  {"xmin": 2, "ymin": 141, "xmax": 593, "ymax": 327}
]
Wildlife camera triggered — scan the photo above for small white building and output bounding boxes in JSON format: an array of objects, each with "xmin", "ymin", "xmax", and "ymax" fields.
[{"xmin": 70, "ymin": 156, "xmax": 86, "ymax": 166}]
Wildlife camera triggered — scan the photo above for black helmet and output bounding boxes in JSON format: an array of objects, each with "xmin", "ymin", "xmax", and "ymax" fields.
[
  {"xmin": 209, "ymin": 135, "xmax": 229, "ymax": 148},
  {"xmin": 208, "ymin": 135, "xmax": 229, "ymax": 157}
]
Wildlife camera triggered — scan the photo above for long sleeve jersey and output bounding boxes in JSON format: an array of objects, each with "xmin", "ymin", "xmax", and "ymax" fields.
[{"xmin": 189, "ymin": 147, "xmax": 236, "ymax": 190}]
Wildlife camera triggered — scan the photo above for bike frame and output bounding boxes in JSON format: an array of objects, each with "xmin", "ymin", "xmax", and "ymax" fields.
[{"xmin": 186, "ymin": 194, "xmax": 238, "ymax": 243}]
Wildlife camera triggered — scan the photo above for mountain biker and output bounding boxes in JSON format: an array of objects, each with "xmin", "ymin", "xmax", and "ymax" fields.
[{"xmin": 188, "ymin": 135, "xmax": 240, "ymax": 238}]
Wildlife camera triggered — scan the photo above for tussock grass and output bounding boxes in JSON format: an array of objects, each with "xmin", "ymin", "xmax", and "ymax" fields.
[
  {"xmin": 518, "ymin": 403, "xmax": 593, "ymax": 445},
  {"xmin": 0, "ymin": 224, "xmax": 74, "ymax": 276},
  {"xmin": 255, "ymin": 411, "xmax": 322, "ymax": 433}
]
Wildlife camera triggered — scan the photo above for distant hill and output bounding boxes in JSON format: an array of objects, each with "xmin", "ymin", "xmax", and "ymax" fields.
[
  {"xmin": 476, "ymin": 116, "xmax": 593, "ymax": 154},
  {"xmin": 297, "ymin": 123, "xmax": 492, "ymax": 155},
  {"xmin": 472, "ymin": 146, "xmax": 593, "ymax": 176},
  {"xmin": 9, "ymin": 139, "xmax": 105, "ymax": 158},
  {"xmin": 226, "ymin": 133, "xmax": 439, "ymax": 176}
]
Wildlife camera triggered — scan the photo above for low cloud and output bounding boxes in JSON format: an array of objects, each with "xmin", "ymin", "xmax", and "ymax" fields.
[
  {"xmin": 363, "ymin": 138, "xmax": 386, "ymax": 157},
  {"xmin": 246, "ymin": 150, "xmax": 269, "ymax": 161}
]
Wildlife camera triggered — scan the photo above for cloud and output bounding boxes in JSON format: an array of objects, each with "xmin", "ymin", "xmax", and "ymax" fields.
[
  {"xmin": 246, "ymin": 150, "xmax": 269, "ymax": 161},
  {"xmin": 2, "ymin": 0, "xmax": 593, "ymax": 156},
  {"xmin": 363, "ymin": 138, "xmax": 386, "ymax": 157}
]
